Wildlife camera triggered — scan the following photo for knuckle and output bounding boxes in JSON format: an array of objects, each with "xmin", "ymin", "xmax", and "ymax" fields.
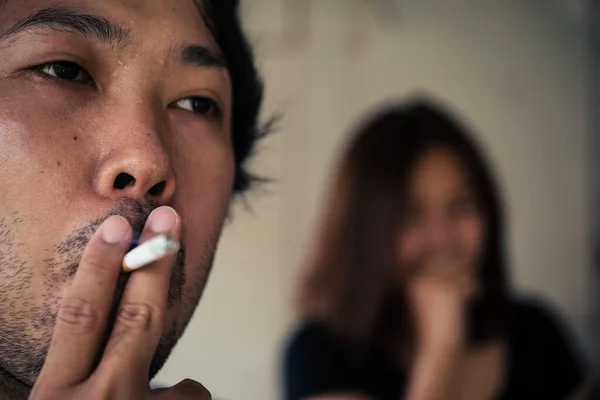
[
  {"xmin": 57, "ymin": 297, "xmax": 100, "ymax": 334},
  {"xmin": 116, "ymin": 302, "xmax": 161, "ymax": 331},
  {"xmin": 86, "ymin": 374, "xmax": 120, "ymax": 400}
]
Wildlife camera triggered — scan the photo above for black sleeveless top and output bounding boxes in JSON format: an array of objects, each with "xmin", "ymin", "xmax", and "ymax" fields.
[{"xmin": 283, "ymin": 298, "xmax": 584, "ymax": 400}]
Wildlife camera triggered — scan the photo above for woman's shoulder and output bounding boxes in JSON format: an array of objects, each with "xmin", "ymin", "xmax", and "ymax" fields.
[
  {"xmin": 284, "ymin": 320, "xmax": 347, "ymax": 362},
  {"xmin": 507, "ymin": 296, "xmax": 584, "ymax": 367},
  {"xmin": 509, "ymin": 295, "xmax": 570, "ymax": 333},
  {"xmin": 505, "ymin": 296, "xmax": 586, "ymax": 396},
  {"xmin": 282, "ymin": 320, "xmax": 370, "ymax": 399}
]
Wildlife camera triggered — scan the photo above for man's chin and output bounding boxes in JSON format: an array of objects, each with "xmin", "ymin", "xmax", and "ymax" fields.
[
  {"xmin": 0, "ymin": 328, "xmax": 179, "ymax": 395},
  {"xmin": 0, "ymin": 367, "xmax": 33, "ymax": 398}
]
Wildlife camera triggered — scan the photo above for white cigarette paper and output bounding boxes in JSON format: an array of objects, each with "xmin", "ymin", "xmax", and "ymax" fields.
[{"xmin": 122, "ymin": 234, "xmax": 180, "ymax": 273}]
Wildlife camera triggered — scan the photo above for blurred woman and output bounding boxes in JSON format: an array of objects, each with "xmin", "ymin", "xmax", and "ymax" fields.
[{"xmin": 282, "ymin": 98, "xmax": 592, "ymax": 400}]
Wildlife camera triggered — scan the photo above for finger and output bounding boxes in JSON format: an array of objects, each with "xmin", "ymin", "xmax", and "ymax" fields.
[
  {"xmin": 425, "ymin": 249, "xmax": 463, "ymax": 281},
  {"xmin": 37, "ymin": 216, "xmax": 132, "ymax": 388},
  {"xmin": 97, "ymin": 206, "xmax": 181, "ymax": 379},
  {"xmin": 418, "ymin": 249, "xmax": 451, "ymax": 276},
  {"xmin": 405, "ymin": 252, "xmax": 431, "ymax": 279}
]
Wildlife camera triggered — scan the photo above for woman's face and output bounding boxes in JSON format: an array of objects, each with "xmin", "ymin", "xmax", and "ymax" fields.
[{"xmin": 396, "ymin": 148, "xmax": 485, "ymax": 291}]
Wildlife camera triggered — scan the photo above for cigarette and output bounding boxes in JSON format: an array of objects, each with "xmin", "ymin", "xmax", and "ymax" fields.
[{"xmin": 122, "ymin": 234, "xmax": 180, "ymax": 273}]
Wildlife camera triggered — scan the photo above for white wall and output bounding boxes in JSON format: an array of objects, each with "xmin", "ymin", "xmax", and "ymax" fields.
[
  {"xmin": 154, "ymin": 1, "xmax": 597, "ymax": 398},
  {"xmin": 587, "ymin": 0, "xmax": 600, "ymax": 375}
]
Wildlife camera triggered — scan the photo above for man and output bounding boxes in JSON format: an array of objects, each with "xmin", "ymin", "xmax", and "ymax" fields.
[{"xmin": 0, "ymin": 0, "xmax": 267, "ymax": 398}]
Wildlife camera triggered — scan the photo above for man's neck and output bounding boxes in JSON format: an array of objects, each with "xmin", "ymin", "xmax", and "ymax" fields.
[{"xmin": 0, "ymin": 368, "xmax": 31, "ymax": 400}]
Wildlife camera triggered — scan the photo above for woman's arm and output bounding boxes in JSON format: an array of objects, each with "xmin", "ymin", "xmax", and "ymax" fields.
[
  {"xmin": 569, "ymin": 381, "xmax": 594, "ymax": 400},
  {"xmin": 515, "ymin": 299, "xmax": 592, "ymax": 399},
  {"xmin": 403, "ymin": 346, "xmax": 461, "ymax": 400},
  {"xmin": 283, "ymin": 323, "xmax": 374, "ymax": 400},
  {"xmin": 402, "ymin": 259, "xmax": 470, "ymax": 400}
]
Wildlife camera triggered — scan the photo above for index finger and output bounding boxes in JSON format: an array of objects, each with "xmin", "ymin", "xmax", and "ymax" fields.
[
  {"xmin": 36, "ymin": 216, "xmax": 132, "ymax": 389},
  {"xmin": 96, "ymin": 207, "xmax": 180, "ymax": 380}
]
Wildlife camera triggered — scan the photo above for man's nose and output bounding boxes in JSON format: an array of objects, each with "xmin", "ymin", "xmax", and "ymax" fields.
[{"xmin": 93, "ymin": 110, "xmax": 176, "ymax": 205}]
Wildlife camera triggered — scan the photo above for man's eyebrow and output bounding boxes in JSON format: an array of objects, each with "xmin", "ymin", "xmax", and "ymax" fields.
[
  {"xmin": 174, "ymin": 44, "xmax": 227, "ymax": 69},
  {"xmin": 0, "ymin": 6, "xmax": 131, "ymax": 48}
]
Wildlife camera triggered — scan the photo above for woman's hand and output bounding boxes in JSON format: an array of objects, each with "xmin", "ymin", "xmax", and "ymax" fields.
[
  {"xmin": 409, "ymin": 277, "xmax": 466, "ymax": 354},
  {"xmin": 404, "ymin": 250, "xmax": 475, "ymax": 400},
  {"xmin": 407, "ymin": 249, "xmax": 475, "ymax": 354}
]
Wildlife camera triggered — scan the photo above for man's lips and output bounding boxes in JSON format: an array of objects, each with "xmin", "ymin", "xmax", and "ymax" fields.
[{"xmin": 127, "ymin": 231, "xmax": 143, "ymax": 253}]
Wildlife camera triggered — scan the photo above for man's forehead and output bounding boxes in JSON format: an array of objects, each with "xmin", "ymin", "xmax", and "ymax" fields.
[{"xmin": 0, "ymin": 0, "xmax": 214, "ymax": 48}]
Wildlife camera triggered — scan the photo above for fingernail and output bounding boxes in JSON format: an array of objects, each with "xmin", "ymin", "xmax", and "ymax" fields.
[
  {"xmin": 101, "ymin": 216, "xmax": 131, "ymax": 244},
  {"xmin": 148, "ymin": 206, "xmax": 179, "ymax": 233}
]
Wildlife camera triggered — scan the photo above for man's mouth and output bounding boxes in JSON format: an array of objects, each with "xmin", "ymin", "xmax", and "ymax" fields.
[
  {"xmin": 58, "ymin": 198, "xmax": 186, "ymax": 315},
  {"xmin": 127, "ymin": 231, "xmax": 143, "ymax": 253}
]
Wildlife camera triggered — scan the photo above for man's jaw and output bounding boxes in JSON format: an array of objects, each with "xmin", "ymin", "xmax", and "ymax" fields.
[{"xmin": 0, "ymin": 364, "xmax": 32, "ymax": 398}]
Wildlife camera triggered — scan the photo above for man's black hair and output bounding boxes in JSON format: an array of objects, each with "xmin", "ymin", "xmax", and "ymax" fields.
[{"xmin": 198, "ymin": 0, "xmax": 271, "ymax": 194}]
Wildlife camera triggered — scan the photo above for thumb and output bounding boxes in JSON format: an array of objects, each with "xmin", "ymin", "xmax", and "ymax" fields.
[{"xmin": 152, "ymin": 379, "xmax": 211, "ymax": 399}]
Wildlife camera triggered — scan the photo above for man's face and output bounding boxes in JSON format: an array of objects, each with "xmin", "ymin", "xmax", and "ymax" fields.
[{"xmin": 0, "ymin": 0, "xmax": 234, "ymax": 385}]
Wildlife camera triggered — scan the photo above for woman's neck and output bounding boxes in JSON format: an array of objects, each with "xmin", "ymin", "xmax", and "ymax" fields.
[{"xmin": 0, "ymin": 367, "xmax": 31, "ymax": 400}]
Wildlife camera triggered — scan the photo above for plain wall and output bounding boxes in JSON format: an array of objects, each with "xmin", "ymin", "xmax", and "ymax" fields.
[
  {"xmin": 154, "ymin": 1, "xmax": 597, "ymax": 398},
  {"xmin": 587, "ymin": 0, "xmax": 600, "ymax": 376}
]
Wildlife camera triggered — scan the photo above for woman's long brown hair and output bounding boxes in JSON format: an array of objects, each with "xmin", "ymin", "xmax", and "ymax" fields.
[{"xmin": 297, "ymin": 98, "xmax": 512, "ymax": 356}]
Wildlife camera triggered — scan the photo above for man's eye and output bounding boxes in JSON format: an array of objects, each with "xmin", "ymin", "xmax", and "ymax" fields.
[
  {"xmin": 36, "ymin": 61, "xmax": 93, "ymax": 85},
  {"xmin": 174, "ymin": 97, "xmax": 220, "ymax": 117}
]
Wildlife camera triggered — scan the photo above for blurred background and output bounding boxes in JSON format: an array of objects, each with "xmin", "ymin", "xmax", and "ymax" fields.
[{"xmin": 154, "ymin": 0, "xmax": 599, "ymax": 398}]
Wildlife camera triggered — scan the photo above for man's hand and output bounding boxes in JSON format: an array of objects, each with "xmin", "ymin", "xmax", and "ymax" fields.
[{"xmin": 29, "ymin": 207, "xmax": 210, "ymax": 400}]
